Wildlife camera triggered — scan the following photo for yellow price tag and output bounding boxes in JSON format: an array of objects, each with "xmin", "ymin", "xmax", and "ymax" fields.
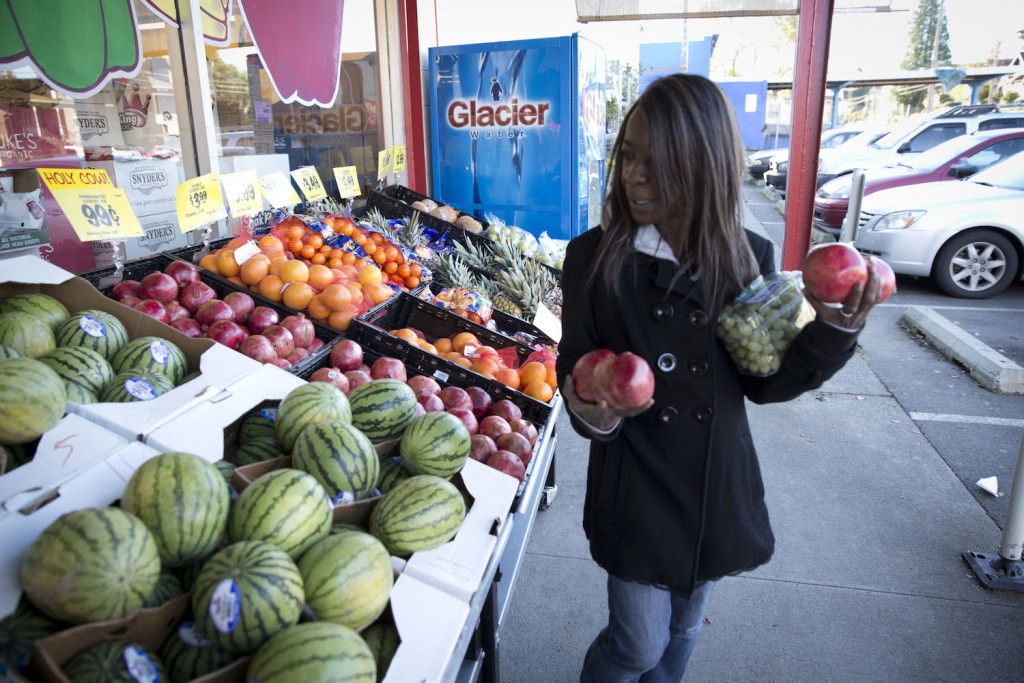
[
  {"xmin": 392, "ymin": 145, "xmax": 406, "ymax": 174},
  {"xmin": 37, "ymin": 168, "xmax": 143, "ymax": 241},
  {"xmin": 333, "ymin": 166, "xmax": 361, "ymax": 198},
  {"xmin": 176, "ymin": 173, "xmax": 227, "ymax": 233},
  {"xmin": 377, "ymin": 148, "xmax": 393, "ymax": 181},
  {"xmin": 259, "ymin": 172, "xmax": 301, "ymax": 207},
  {"xmin": 291, "ymin": 166, "xmax": 327, "ymax": 202},
  {"xmin": 221, "ymin": 170, "xmax": 262, "ymax": 216}
]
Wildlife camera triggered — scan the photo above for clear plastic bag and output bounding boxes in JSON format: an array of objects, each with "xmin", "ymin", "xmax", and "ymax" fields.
[{"xmin": 716, "ymin": 271, "xmax": 816, "ymax": 377}]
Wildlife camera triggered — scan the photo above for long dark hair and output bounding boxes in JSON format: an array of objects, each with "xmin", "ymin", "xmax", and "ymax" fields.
[{"xmin": 592, "ymin": 74, "xmax": 759, "ymax": 311}]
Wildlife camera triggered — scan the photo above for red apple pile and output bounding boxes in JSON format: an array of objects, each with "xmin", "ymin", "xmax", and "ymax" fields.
[{"xmin": 571, "ymin": 349, "xmax": 655, "ymax": 411}]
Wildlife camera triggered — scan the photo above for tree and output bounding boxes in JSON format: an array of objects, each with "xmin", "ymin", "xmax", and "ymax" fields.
[
  {"xmin": 606, "ymin": 97, "xmax": 620, "ymax": 132},
  {"xmin": 621, "ymin": 64, "xmax": 639, "ymax": 108},
  {"xmin": 894, "ymin": 0, "xmax": 951, "ymax": 113}
]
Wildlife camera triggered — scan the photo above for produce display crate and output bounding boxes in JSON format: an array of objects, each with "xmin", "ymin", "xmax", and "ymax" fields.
[
  {"xmin": 80, "ymin": 253, "xmax": 341, "ymax": 377},
  {"xmin": 422, "ymin": 281, "xmax": 555, "ymax": 347},
  {"xmin": 348, "ymin": 292, "xmax": 554, "ymax": 425},
  {"xmin": 364, "ymin": 185, "xmax": 492, "ymax": 253}
]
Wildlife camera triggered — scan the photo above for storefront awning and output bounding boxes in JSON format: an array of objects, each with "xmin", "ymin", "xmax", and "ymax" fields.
[{"xmin": 575, "ymin": 0, "xmax": 894, "ymax": 21}]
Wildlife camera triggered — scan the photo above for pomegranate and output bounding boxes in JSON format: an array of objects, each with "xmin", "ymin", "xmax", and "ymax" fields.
[
  {"xmin": 163, "ymin": 260, "xmax": 200, "ymax": 288},
  {"xmin": 262, "ymin": 325, "xmax": 295, "ymax": 358},
  {"xmin": 281, "ymin": 314, "xmax": 315, "ymax": 349},
  {"xmin": 205, "ymin": 319, "xmax": 248, "ymax": 350},
  {"xmin": 344, "ymin": 369, "xmax": 372, "ymax": 391},
  {"xmin": 134, "ymin": 299, "xmax": 170, "ymax": 324},
  {"xmin": 487, "ymin": 399, "xmax": 522, "ymax": 423},
  {"xmin": 439, "ymin": 386, "xmax": 473, "ymax": 412},
  {"xmin": 308, "ymin": 338, "xmax": 325, "ymax": 353},
  {"xmin": 247, "ymin": 306, "xmax": 280, "ymax": 335},
  {"xmin": 479, "ymin": 415, "xmax": 512, "ymax": 441},
  {"xmin": 465, "ymin": 386, "xmax": 493, "ymax": 418},
  {"xmin": 285, "ymin": 348, "xmax": 310, "ymax": 365},
  {"xmin": 109, "ymin": 279, "xmax": 142, "ymax": 301},
  {"xmin": 419, "ymin": 394, "xmax": 445, "ymax": 412},
  {"xmin": 196, "ymin": 299, "xmax": 235, "ymax": 329},
  {"xmin": 239, "ymin": 334, "xmax": 278, "ymax": 363},
  {"xmin": 224, "ymin": 291, "xmax": 255, "ymax": 325},
  {"xmin": 869, "ymin": 256, "xmax": 896, "ymax": 303},
  {"xmin": 593, "ymin": 352, "xmax": 655, "ymax": 412},
  {"xmin": 329, "ymin": 339, "xmax": 363, "ymax": 372},
  {"xmin": 370, "ymin": 356, "xmax": 407, "ymax": 381},
  {"xmin": 119, "ymin": 296, "xmax": 143, "ymax": 309},
  {"xmin": 469, "ymin": 434, "xmax": 498, "ymax": 463},
  {"xmin": 309, "ymin": 367, "xmax": 350, "ymax": 392},
  {"xmin": 572, "ymin": 348, "xmax": 616, "ymax": 403},
  {"xmin": 164, "ymin": 300, "xmax": 190, "ymax": 323},
  {"xmin": 801, "ymin": 242, "xmax": 869, "ymax": 304},
  {"xmin": 179, "ymin": 281, "xmax": 217, "ymax": 314},
  {"xmin": 272, "ymin": 358, "xmax": 293, "ymax": 370},
  {"xmin": 508, "ymin": 418, "xmax": 539, "ymax": 447},
  {"xmin": 447, "ymin": 406, "xmax": 479, "ymax": 435},
  {"xmin": 485, "ymin": 450, "xmax": 525, "ymax": 482},
  {"xmin": 496, "ymin": 431, "xmax": 533, "ymax": 467},
  {"xmin": 140, "ymin": 272, "xmax": 179, "ymax": 304},
  {"xmin": 170, "ymin": 318, "xmax": 202, "ymax": 337},
  {"xmin": 407, "ymin": 375, "xmax": 442, "ymax": 397}
]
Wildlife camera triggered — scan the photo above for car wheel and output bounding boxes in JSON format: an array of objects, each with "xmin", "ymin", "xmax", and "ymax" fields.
[{"xmin": 932, "ymin": 230, "xmax": 1019, "ymax": 299}]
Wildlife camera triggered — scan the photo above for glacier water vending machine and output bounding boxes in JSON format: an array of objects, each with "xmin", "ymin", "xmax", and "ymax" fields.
[{"xmin": 429, "ymin": 34, "xmax": 606, "ymax": 241}]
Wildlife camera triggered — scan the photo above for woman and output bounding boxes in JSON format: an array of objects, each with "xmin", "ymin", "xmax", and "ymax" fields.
[{"xmin": 555, "ymin": 74, "xmax": 881, "ymax": 683}]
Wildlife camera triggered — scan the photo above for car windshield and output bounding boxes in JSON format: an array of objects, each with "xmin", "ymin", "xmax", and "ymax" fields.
[
  {"xmin": 870, "ymin": 117, "xmax": 938, "ymax": 150},
  {"xmin": 967, "ymin": 151, "xmax": 1024, "ymax": 190},
  {"xmin": 905, "ymin": 134, "xmax": 991, "ymax": 172}
]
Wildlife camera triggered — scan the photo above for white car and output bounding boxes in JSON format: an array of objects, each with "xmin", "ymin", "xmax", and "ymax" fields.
[{"xmin": 853, "ymin": 150, "xmax": 1024, "ymax": 298}]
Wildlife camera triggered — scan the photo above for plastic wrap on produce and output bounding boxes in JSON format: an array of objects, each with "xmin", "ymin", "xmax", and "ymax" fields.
[{"xmin": 431, "ymin": 286, "xmax": 493, "ymax": 325}]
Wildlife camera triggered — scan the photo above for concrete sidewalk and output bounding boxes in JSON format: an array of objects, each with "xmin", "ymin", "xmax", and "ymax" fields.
[{"xmin": 497, "ymin": 201, "xmax": 1024, "ymax": 682}]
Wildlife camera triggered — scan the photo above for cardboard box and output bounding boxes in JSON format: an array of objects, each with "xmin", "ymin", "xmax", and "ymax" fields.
[{"xmin": 0, "ymin": 254, "xmax": 263, "ymax": 440}]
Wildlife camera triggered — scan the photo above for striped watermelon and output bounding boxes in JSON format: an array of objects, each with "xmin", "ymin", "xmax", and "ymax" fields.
[
  {"xmin": 0, "ymin": 311, "xmax": 55, "ymax": 358},
  {"xmin": 349, "ymin": 379, "xmax": 418, "ymax": 443},
  {"xmin": 368, "ymin": 475, "xmax": 466, "ymax": 557},
  {"xmin": 275, "ymin": 382, "xmax": 351, "ymax": 452},
  {"xmin": 64, "ymin": 384, "xmax": 97, "ymax": 404},
  {"xmin": 63, "ymin": 640, "xmax": 167, "ymax": 683},
  {"xmin": 228, "ymin": 469, "xmax": 332, "ymax": 559},
  {"xmin": 20, "ymin": 507, "xmax": 161, "ymax": 624},
  {"xmin": 293, "ymin": 420, "xmax": 380, "ymax": 502},
  {"xmin": 175, "ymin": 559, "xmax": 206, "ymax": 593},
  {"xmin": 0, "ymin": 343, "xmax": 21, "ymax": 359},
  {"xmin": 246, "ymin": 622, "xmax": 376, "ymax": 683},
  {"xmin": 192, "ymin": 540, "xmax": 304, "ymax": 654},
  {"xmin": 122, "ymin": 452, "xmax": 230, "ymax": 567},
  {"xmin": 0, "ymin": 292, "xmax": 69, "ymax": 331},
  {"xmin": 142, "ymin": 569, "xmax": 184, "ymax": 608},
  {"xmin": 0, "ymin": 358, "xmax": 66, "ymax": 445},
  {"xmin": 361, "ymin": 622, "xmax": 400, "ymax": 682},
  {"xmin": 111, "ymin": 336, "xmax": 187, "ymax": 385},
  {"xmin": 331, "ymin": 522, "xmax": 365, "ymax": 535},
  {"xmin": 54, "ymin": 309, "xmax": 129, "ymax": 361},
  {"xmin": 98, "ymin": 370, "xmax": 174, "ymax": 403},
  {"xmin": 376, "ymin": 456, "xmax": 409, "ymax": 495},
  {"xmin": 297, "ymin": 530, "xmax": 393, "ymax": 630},
  {"xmin": 39, "ymin": 346, "xmax": 115, "ymax": 396},
  {"xmin": 0, "ymin": 599, "xmax": 66, "ymax": 672},
  {"xmin": 400, "ymin": 412, "xmax": 471, "ymax": 478},
  {"xmin": 214, "ymin": 460, "xmax": 238, "ymax": 500},
  {"xmin": 159, "ymin": 621, "xmax": 238, "ymax": 683},
  {"xmin": 240, "ymin": 408, "xmax": 278, "ymax": 443},
  {"xmin": 231, "ymin": 438, "xmax": 281, "ymax": 466}
]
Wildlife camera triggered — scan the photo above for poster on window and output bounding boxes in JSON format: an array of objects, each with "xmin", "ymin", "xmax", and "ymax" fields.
[{"xmin": 0, "ymin": 106, "xmax": 82, "ymax": 167}]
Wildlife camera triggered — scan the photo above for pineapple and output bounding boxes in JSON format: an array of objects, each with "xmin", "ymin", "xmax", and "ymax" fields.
[
  {"xmin": 492, "ymin": 291, "xmax": 524, "ymax": 319},
  {"xmin": 452, "ymin": 238, "xmax": 492, "ymax": 271},
  {"xmin": 428, "ymin": 252, "xmax": 478, "ymax": 290}
]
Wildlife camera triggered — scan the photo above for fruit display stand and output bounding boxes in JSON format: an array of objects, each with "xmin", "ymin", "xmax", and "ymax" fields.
[{"xmin": 364, "ymin": 185, "xmax": 492, "ymax": 253}]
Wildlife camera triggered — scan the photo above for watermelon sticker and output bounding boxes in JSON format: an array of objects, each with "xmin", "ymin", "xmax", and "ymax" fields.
[
  {"xmin": 178, "ymin": 620, "xmax": 215, "ymax": 648},
  {"xmin": 332, "ymin": 491, "xmax": 355, "ymax": 507},
  {"xmin": 124, "ymin": 377, "xmax": 158, "ymax": 401},
  {"xmin": 259, "ymin": 407, "xmax": 277, "ymax": 422},
  {"xmin": 122, "ymin": 646, "xmax": 160, "ymax": 683},
  {"xmin": 78, "ymin": 315, "xmax": 107, "ymax": 338},
  {"xmin": 209, "ymin": 579, "xmax": 241, "ymax": 633},
  {"xmin": 148, "ymin": 340, "xmax": 170, "ymax": 365}
]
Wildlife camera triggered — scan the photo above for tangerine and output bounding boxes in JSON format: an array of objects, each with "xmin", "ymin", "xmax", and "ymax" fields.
[
  {"xmin": 338, "ymin": 221, "xmax": 355, "ymax": 237},
  {"xmin": 384, "ymin": 245, "xmax": 400, "ymax": 262},
  {"xmin": 341, "ymin": 252, "xmax": 357, "ymax": 265},
  {"xmin": 311, "ymin": 253, "xmax": 327, "ymax": 265},
  {"xmin": 523, "ymin": 381, "xmax": 554, "ymax": 403},
  {"xmin": 327, "ymin": 257, "xmax": 343, "ymax": 269},
  {"xmin": 362, "ymin": 240, "xmax": 378, "ymax": 256},
  {"xmin": 282, "ymin": 282, "xmax": 314, "ymax": 310},
  {"xmin": 216, "ymin": 249, "xmax": 241, "ymax": 277},
  {"xmin": 288, "ymin": 238, "xmax": 305, "ymax": 254},
  {"xmin": 518, "ymin": 361, "xmax": 548, "ymax": 387},
  {"xmin": 404, "ymin": 276, "xmax": 421, "ymax": 290},
  {"xmin": 370, "ymin": 232, "xmax": 386, "ymax": 244},
  {"xmin": 279, "ymin": 260, "xmax": 310, "ymax": 283},
  {"xmin": 257, "ymin": 275, "xmax": 285, "ymax": 301},
  {"xmin": 319, "ymin": 244, "xmax": 333, "ymax": 254},
  {"xmin": 330, "ymin": 248, "xmax": 345, "ymax": 261},
  {"xmin": 383, "ymin": 261, "xmax": 398, "ymax": 275},
  {"xmin": 307, "ymin": 234, "xmax": 324, "ymax": 249},
  {"xmin": 352, "ymin": 232, "xmax": 367, "ymax": 246},
  {"xmin": 409, "ymin": 263, "xmax": 422, "ymax": 277},
  {"xmin": 307, "ymin": 264, "xmax": 334, "ymax": 291},
  {"xmin": 286, "ymin": 225, "xmax": 305, "ymax": 240},
  {"xmin": 300, "ymin": 244, "xmax": 317, "ymax": 260},
  {"xmin": 373, "ymin": 251, "xmax": 388, "ymax": 266},
  {"xmin": 396, "ymin": 263, "xmax": 411, "ymax": 279}
]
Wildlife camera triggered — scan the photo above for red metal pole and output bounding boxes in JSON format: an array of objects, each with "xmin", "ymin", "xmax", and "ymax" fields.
[
  {"xmin": 397, "ymin": 0, "xmax": 427, "ymax": 192},
  {"xmin": 782, "ymin": 0, "xmax": 835, "ymax": 270}
]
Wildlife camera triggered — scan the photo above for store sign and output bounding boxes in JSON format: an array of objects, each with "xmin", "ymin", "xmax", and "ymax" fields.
[
  {"xmin": 333, "ymin": 166, "xmax": 360, "ymax": 198},
  {"xmin": 221, "ymin": 170, "xmax": 262, "ymax": 217},
  {"xmin": 0, "ymin": 106, "xmax": 81, "ymax": 165},
  {"xmin": 291, "ymin": 166, "xmax": 327, "ymax": 202},
  {"xmin": 259, "ymin": 172, "xmax": 300, "ymax": 207},
  {"xmin": 176, "ymin": 173, "xmax": 227, "ymax": 233},
  {"xmin": 37, "ymin": 168, "xmax": 143, "ymax": 242}
]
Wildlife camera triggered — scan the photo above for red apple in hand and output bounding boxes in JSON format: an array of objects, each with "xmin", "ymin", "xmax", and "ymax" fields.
[
  {"xmin": 868, "ymin": 256, "xmax": 896, "ymax": 302},
  {"xmin": 593, "ymin": 352, "xmax": 655, "ymax": 412},
  {"xmin": 801, "ymin": 243, "xmax": 869, "ymax": 304},
  {"xmin": 572, "ymin": 349, "xmax": 615, "ymax": 403}
]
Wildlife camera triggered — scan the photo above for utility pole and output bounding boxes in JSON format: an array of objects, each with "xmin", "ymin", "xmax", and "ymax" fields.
[{"xmin": 926, "ymin": 0, "xmax": 945, "ymax": 111}]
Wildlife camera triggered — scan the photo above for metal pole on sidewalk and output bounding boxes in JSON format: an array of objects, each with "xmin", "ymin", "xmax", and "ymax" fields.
[
  {"xmin": 840, "ymin": 169, "xmax": 865, "ymax": 244},
  {"xmin": 963, "ymin": 433, "xmax": 1024, "ymax": 590}
]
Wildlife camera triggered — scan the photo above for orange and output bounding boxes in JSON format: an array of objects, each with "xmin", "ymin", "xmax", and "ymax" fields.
[
  {"xmin": 288, "ymin": 238, "xmax": 305, "ymax": 254},
  {"xmin": 362, "ymin": 240, "xmax": 378, "ymax": 256},
  {"xmin": 327, "ymin": 257, "xmax": 343, "ymax": 270},
  {"xmin": 282, "ymin": 282, "xmax": 314, "ymax": 310},
  {"xmin": 330, "ymin": 248, "xmax": 345, "ymax": 261},
  {"xmin": 319, "ymin": 244, "xmax": 332, "ymax": 255},
  {"xmin": 257, "ymin": 275, "xmax": 285, "ymax": 301},
  {"xmin": 307, "ymin": 234, "xmax": 324, "ymax": 249},
  {"xmin": 365, "ymin": 283, "xmax": 394, "ymax": 306},
  {"xmin": 328, "ymin": 304, "xmax": 360, "ymax": 331},
  {"xmin": 268, "ymin": 255, "xmax": 289, "ymax": 276},
  {"xmin": 370, "ymin": 232, "xmax": 386, "ymax": 244},
  {"xmin": 279, "ymin": 260, "xmax": 310, "ymax": 283},
  {"xmin": 519, "ymin": 361, "xmax": 548, "ymax": 387},
  {"xmin": 319, "ymin": 284, "xmax": 352, "ymax": 311},
  {"xmin": 471, "ymin": 357, "xmax": 500, "ymax": 379},
  {"xmin": 373, "ymin": 251, "xmax": 388, "ymax": 266},
  {"xmin": 345, "ymin": 283, "xmax": 363, "ymax": 303},
  {"xmin": 341, "ymin": 252, "xmax": 357, "ymax": 266},
  {"xmin": 300, "ymin": 244, "xmax": 317, "ymax": 260},
  {"xmin": 258, "ymin": 235, "xmax": 285, "ymax": 255},
  {"xmin": 286, "ymin": 225, "xmax": 305, "ymax": 240},
  {"xmin": 197, "ymin": 252, "xmax": 219, "ymax": 273},
  {"xmin": 409, "ymin": 263, "xmax": 421, "ymax": 277},
  {"xmin": 417, "ymin": 340, "xmax": 438, "ymax": 355},
  {"xmin": 452, "ymin": 332, "xmax": 480, "ymax": 354},
  {"xmin": 383, "ymin": 261, "xmax": 398, "ymax": 275},
  {"xmin": 494, "ymin": 367, "xmax": 521, "ymax": 390},
  {"xmin": 352, "ymin": 232, "xmax": 367, "ymax": 246},
  {"xmin": 225, "ymin": 235, "xmax": 249, "ymax": 250},
  {"xmin": 216, "ymin": 249, "xmax": 240, "ymax": 277},
  {"xmin": 434, "ymin": 337, "xmax": 454, "ymax": 354},
  {"xmin": 306, "ymin": 294, "xmax": 331, "ymax": 320},
  {"xmin": 307, "ymin": 264, "xmax": 334, "ymax": 291},
  {"xmin": 384, "ymin": 245, "xmax": 400, "ymax": 262},
  {"xmin": 357, "ymin": 264, "xmax": 383, "ymax": 286},
  {"xmin": 227, "ymin": 275, "xmax": 245, "ymax": 287},
  {"xmin": 240, "ymin": 256, "xmax": 270, "ymax": 285},
  {"xmin": 545, "ymin": 361, "xmax": 558, "ymax": 388},
  {"xmin": 393, "ymin": 328, "xmax": 419, "ymax": 344},
  {"xmin": 452, "ymin": 355, "xmax": 473, "ymax": 370},
  {"xmin": 405, "ymin": 276, "xmax": 421, "ymax": 290},
  {"xmin": 396, "ymin": 263, "xmax": 411, "ymax": 279},
  {"xmin": 523, "ymin": 381, "xmax": 554, "ymax": 403},
  {"xmin": 338, "ymin": 221, "xmax": 355, "ymax": 237},
  {"xmin": 311, "ymin": 253, "xmax": 327, "ymax": 265}
]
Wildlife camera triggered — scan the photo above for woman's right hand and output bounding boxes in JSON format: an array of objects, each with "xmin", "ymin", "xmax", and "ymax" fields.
[{"xmin": 562, "ymin": 376, "xmax": 653, "ymax": 431}]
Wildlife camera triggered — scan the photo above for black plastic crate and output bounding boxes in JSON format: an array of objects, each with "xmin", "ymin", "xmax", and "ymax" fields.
[
  {"xmin": 80, "ymin": 253, "xmax": 343, "ymax": 377},
  {"xmin": 422, "ymin": 281, "xmax": 555, "ymax": 347},
  {"xmin": 365, "ymin": 186, "xmax": 492, "ymax": 253},
  {"xmin": 167, "ymin": 236, "xmax": 232, "ymax": 262}
]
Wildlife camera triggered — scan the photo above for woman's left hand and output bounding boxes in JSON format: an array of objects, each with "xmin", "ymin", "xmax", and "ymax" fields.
[{"xmin": 805, "ymin": 259, "xmax": 884, "ymax": 331}]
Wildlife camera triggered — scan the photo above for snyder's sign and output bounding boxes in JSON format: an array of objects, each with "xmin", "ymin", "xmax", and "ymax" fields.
[
  {"xmin": 76, "ymin": 111, "xmax": 110, "ymax": 141},
  {"xmin": 128, "ymin": 168, "xmax": 169, "ymax": 195}
]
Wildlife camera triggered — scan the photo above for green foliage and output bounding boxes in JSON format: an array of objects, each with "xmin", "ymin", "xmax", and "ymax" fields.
[{"xmin": 895, "ymin": 0, "xmax": 952, "ymax": 113}]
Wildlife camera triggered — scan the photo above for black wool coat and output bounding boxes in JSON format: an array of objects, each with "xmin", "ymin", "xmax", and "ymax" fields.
[{"xmin": 555, "ymin": 226, "xmax": 859, "ymax": 595}]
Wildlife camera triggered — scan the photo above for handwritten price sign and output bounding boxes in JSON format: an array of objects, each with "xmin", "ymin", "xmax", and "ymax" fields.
[
  {"xmin": 392, "ymin": 145, "xmax": 406, "ymax": 174},
  {"xmin": 333, "ymin": 166, "xmax": 361, "ymax": 198},
  {"xmin": 291, "ymin": 166, "xmax": 327, "ymax": 202},
  {"xmin": 176, "ymin": 172, "xmax": 227, "ymax": 233},
  {"xmin": 37, "ymin": 168, "xmax": 143, "ymax": 241},
  {"xmin": 259, "ymin": 172, "xmax": 301, "ymax": 208},
  {"xmin": 377, "ymin": 148, "xmax": 393, "ymax": 181},
  {"xmin": 220, "ymin": 170, "xmax": 262, "ymax": 216}
]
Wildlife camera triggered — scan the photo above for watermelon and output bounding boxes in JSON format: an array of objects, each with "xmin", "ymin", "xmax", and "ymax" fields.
[
  {"xmin": 122, "ymin": 452, "xmax": 231, "ymax": 567},
  {"xmin": 297, "ymin": 530, "xmax": 393, "ymax": 630},
  {"xmin": 192, "ymin": 540, "xmax": 304, "ymax": 654},
  {"xmin": 159, "ymin": 621, "xmax": 238, "ymax": 683},
  {"xmin": 0, "ymin": 343, "xmax": 21, "ymax": 359},
  {"xmin": 275, "ymin": 382, "xmax": 351, "ymax": 452},
  {"xmin": 400, "ymin": 411, "xmax": 471, "ymax": 478},
  {"xmin": 54, "ymin": 309, "xmax": 128, "ymax": 361},
  {"xmin": 231, "ymin": 438, "xmax": 281, "ymax": 466},
  {"xmin": 331, "ymin": 522, "xmax": 365, "ymax": 535},
  {"xmin": 111, "ymin": 336, "xmax": 187, "ymax": 385},
  {"xmin": 369, "ymin": 475, "xmax": 466, "ymax": 557},
  {"xmin": 376, "ymin": 456, "xmax": 409, "ymax": 494},
  {"xmin": 246, "ymin": 622, "xmax": 376, "ymax": 683},
  {"xmin": 64, "ymin": 384, "xmax": 97, "ymax": 404},
  {"xmin": 293, "ymin": 420, "xmax": 380, "ymax": 502},
  {"xmin": 98, "ymin": 370, "xmax": 174, "ymax": 403},
  {"xmin": 0, "ymin": 292, "xmax": 69, "ymax": 331},
  {"xmin": 39, "ymin": 346, "xmax": 115, "ymax": 396},
  {"xmin": 228, "ymin": 469, "xmax": 332, "ymax": 559},
  {"xmin": 142, "ymin": 569, "xmax": 184, "ymax": 608},
  {"xmin": 0, "ymin": 441, "xmax": 35, "ymax": 473},
  {"xmin": 0, "ymin": 358, "xmax": 66, "ymax": 445},
  {"xmin": 361, "ymin": 622, "xmax": 400, "ymax": 682},
  {"xmin": 0, "ymin": 311, "xmax": 55, "ymax": 358},
  {"xmin": 215, "ymin": 460, "xmax": 238, "ymax": 500},
  {"xmin": 175, "ymin": 559, "xmax": 206, "ymax": 593},
  {"xmin": 20, "ymin": 507, "xmax": 161, "ymax": 624},
  {"xmin": 0, "ymin": 599, "xmax": 67, "ymax": 672},
  {"xmin": 349, "ymin": 379, "xmax": 417, "ymax": 443},
  {"xmin": 62, "ymin": 640, "xmax": 166, "ymax": 683},
  {"xmin": 239, "ymin": 408, "xmax": 278, "ymax": 444}
]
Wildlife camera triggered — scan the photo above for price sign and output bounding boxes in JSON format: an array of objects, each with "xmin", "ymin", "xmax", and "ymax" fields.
[
  {"xmin": 333, "ymin": 166, "xmax": 361, "ymax": 198},
  {"xmin": 377, "ymin": 148, "xmax": 393, "ymax": 181},
  {"xmin": 37, "ymin": 168, "xmax": 143, "ymax": 241},
  {"xmin": 176, "ymin": 172, "xmax": 227, "ymax": 233},
  {"xmin": 392, "ymin": 145, "xmax": 406, "ymax": 174},
  {"xmin": 259, "ymin": 172, "xmax": 301, "ymax": 208},
  {"xmin": 533, "ymin": 302, "xmax": 563, "ymax": 343},
  {"xmin": 221, "ymin": 170, "xmax": 262, "ymax": 216},
  {"xmin": 291, "ymin": 166, "xmax": 327, "ymax": 202}
]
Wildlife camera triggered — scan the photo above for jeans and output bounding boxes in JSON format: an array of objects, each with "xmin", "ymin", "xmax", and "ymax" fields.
[{"xmin": 580, "ymin": 574, "xmax": 716, "ymax": 683}]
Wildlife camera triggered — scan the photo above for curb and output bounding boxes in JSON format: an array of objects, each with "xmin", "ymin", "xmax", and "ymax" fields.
[{"xmin": 901, "ymin": 306, "xmax": 1024, "ymax": 395}]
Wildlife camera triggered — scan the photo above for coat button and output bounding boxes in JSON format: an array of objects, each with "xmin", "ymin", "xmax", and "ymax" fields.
[
  {"xmin": 658, "ymin": 406, "xmax": 679, "ymax": 424},
  {"xmin": 691, "ymin": 406, "xmax": 713, "ymax": 423},
  {"xmin": 689, "ymin": 310, "xmax": 708, "ymax": 328},
  {"xmin": 688, "ymin": 359, "xmax": 709, "ymax": 376},
  {"xmin": 653, "ymin": 303, "xmax": 674, "ymax": 321},
  {"xmin": 657, "ymin": 353, "xmax": 677, "ymax": 372}
]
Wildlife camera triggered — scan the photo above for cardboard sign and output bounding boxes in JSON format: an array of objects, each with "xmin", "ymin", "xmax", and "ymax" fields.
[
  {"xmin": 220, "ymin": 170, "xmax": 262, "ymax": 216},
  {"xmin": 377, "ymin": 148, "xmax": 393, "ymax": 181},
  {"xmin": 533, "ymin": 302, "xmax": 562, "ymax": 343},
  {"xmin": 333, "ymin": 165, "xmax": 361, "ymax": 198},
  {"xmin": 291, "ymin": 166, "xmax": 327, "ymax": 202},
  {"xmin": 175, "ymin": 172, "xmax": 227, "ymax": 233},
  {"xmin": 258, "ymin": 171, "xmax": 300, "ymax": 207},
  {"xmin": 36, "ymin": 168, "xmax": 143, "ymax": 241}
]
